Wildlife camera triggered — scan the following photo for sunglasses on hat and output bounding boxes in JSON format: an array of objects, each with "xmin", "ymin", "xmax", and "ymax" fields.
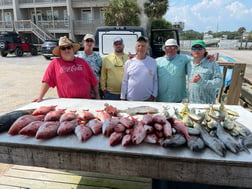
[{"xmin": 60, "ymin": 46, "xmax": 73, "ymax": 50}]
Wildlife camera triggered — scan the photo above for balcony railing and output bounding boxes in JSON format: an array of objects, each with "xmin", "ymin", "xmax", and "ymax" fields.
[
  {"xmin": 0, "ymin": 21, "xmax": 14, "ymax": 31},
  {"xmin": 38, "ymin": 20, "xmax": 70, "ymax": 31},
  {"xmin": 0, "ymin": 0, "xmax": 12, "ymax": 5},
  {"xmin": 72, "ymin": 0, "xmax": 108, "ymax": 7},
  {"xmin": 73, "ymin": 19, "xmax": 104, "ymax": 34},
  {"xmin": 19, "ymin": 0, "xmax": 66, "ymax": 3}
]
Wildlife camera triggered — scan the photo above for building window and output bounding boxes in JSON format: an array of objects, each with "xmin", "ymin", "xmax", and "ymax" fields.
[
  {"xmin": 81, "ymin": 9, "xmax": 92, "ymax": 23},
  {"xmin": 47, "ymin": 10, "xmax": 59, "ymax": 20},
  {"xmin": 4, "ymin": 12, "xmax": 12, "ymax": 21},
  {"xmin": 100, "ymin": 8, "xmax": 104, "ymax": 22}
]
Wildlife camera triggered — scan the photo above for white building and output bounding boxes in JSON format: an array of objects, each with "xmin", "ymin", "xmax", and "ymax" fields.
[{"xmin": 0, "ymin": 0, "xmax": 148, "ymax": 43}]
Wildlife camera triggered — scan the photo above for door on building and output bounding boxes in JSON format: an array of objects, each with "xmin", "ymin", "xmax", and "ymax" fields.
[{"xmin": 31, "ymin": 11, "xmax": 42, "ymax": 24}]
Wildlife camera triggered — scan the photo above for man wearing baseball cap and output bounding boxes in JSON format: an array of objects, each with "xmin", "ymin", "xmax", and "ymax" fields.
[
  {"xmin": 76, "ymin": 33, "xmax": 102, "ymax": 81},
  {"xmin": 188, "ymin": 40, "xmax": 222, "ymax": 104},
  {"xmin": 100, "ymin": 36, "xmax": 128, "ymax": 100}
]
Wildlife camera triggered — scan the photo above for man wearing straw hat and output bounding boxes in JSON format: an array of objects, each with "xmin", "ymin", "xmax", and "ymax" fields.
[{"xmin": 33, "ymin": 36, "xmax": 100, "ymax": 102}]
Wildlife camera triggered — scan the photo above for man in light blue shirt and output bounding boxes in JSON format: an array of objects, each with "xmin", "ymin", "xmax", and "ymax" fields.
[
  {"xmin": 76, "ymin": 34, "xmax": 102, "ymax": 81},
  {"xmin": 188, "ymin": 40, "xmax": 222, "ymax": 104},
  {"xmin": 156, "ymin": 39, "xmax": 192, "ymax": 103}
]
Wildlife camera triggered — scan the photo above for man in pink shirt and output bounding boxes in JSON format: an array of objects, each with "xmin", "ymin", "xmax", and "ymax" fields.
[{"xmin": 33, "ymin": 36, "xmax": 100, "ymax": 102}]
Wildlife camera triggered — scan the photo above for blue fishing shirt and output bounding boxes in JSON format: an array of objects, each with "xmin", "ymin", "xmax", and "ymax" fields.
[
  {"xmin": 156, "ymin": 54, "xmax": 191, "ymax": 102},
  {"xmin": 187, "ymin": 58, "xmax": 223, "ymax": 104}
]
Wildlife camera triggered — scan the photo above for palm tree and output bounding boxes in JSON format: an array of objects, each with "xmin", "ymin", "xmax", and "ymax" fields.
[
  {"xmin": 104, "ymin": 0, "xmax": 141, "ymax": 26},
  {"xmin": 144, "ymin": 0, "xmax": 168, "ymax": 19}
]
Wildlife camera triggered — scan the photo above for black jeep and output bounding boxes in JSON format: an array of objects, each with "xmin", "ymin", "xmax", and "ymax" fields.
[{"xmin": 0, "ymin": 31, "xmax": 37, "ymax": 57}]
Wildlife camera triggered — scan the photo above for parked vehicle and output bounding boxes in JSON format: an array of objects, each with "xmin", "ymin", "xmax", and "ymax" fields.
[
  {"xmin": 94, "ymin": 26, "xmax": 180, "ymax": 58},
  {"xmin": 0, "ymin": 31, "xmax": 37, "ymax": 57},
  {"xmin": 41, "ymin": 39, "xmax": 58, "ymax": 60}
]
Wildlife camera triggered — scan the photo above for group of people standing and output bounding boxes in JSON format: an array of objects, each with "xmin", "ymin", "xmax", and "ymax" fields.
[{"xmin": 33, "ymin": 34, "xmax": 222, "ymax": 105}]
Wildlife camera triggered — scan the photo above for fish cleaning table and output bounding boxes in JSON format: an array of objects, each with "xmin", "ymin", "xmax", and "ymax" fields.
[{"xmin": 0, "ymin": 98, "xmax": 252, "ymax": 188}]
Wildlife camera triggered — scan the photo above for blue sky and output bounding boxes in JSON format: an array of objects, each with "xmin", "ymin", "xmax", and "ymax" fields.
[{"xmin": 164, "ymin": 0, "xmax": 252, "ymax": 32}]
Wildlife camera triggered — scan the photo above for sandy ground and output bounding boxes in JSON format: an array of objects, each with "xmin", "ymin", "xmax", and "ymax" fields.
[{"xmin": 0, "ymin": 54, "xmax": 57, "ymax": 114}]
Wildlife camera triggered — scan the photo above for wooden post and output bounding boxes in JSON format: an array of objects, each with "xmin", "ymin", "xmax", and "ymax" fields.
[
  {"xmin": 217, "ymin": 62, "xmax": 246, "ymax": 105},
  {"xmin": 227, "ymin": 63, "xmax": 246, "ymax": 104}
]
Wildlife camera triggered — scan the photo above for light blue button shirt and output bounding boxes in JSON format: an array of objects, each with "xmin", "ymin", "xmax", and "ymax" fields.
[
  {"xmin": 187, "ymin": 58, "xmax": 222, "ymax": 104},
  {"xmin": 156, "ymin": 54, "xmax": 191, "ymax": 102}
]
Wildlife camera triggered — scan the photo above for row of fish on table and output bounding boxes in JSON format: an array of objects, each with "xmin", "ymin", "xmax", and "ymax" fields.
[{"xmin": 0, "ymin": 102, "xmax": 252, "ymax": 157}]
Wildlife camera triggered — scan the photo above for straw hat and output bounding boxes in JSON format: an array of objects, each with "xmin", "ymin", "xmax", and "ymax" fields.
[{"xmin": 52, "ymin": 36, "xmax": 80, "ymax": 56}]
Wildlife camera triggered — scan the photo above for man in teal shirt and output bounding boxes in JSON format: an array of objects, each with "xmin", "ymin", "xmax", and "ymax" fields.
[{"xmin": 156, "ymin": 39, "xmax": 191, "ymax": 102}]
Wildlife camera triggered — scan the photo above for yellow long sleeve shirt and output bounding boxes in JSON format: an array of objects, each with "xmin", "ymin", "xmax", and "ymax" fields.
[{"xmin": 100, "ymin": 53, "xmax": 128, "ymax": 94}]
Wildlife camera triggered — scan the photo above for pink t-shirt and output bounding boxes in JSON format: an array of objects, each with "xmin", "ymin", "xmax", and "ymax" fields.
[{"xmin": 42, "ymin": 57, "xmax": 98, "ymax": 99}]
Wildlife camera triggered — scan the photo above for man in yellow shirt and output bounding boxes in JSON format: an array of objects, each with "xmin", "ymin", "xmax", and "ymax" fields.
[{"xmin": 100, "ymin": 37, "xmax": 128, "ymax": 100}]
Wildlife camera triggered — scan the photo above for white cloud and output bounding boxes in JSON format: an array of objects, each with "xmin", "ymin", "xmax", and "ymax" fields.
[{"xmin": 164, "ymin": 0, "xmax": 252, "ymax": 32}]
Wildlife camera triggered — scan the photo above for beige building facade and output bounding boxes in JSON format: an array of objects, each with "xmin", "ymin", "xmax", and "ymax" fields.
[{"xmin": 0, "ymin": 0, "xmax": 148, "ymax": 43}]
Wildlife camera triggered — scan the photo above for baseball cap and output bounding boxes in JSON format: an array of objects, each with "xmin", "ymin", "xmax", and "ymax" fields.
[
  {"xmin": 164, "ymin": 39, "xmax": 179, "ymax": 47},
  {"xmin": 192, "ymin": 40, "xmax": 206, "ymax": 47},
  {"xmin": 83, "ymin": 34, "xmax": 95, "ymax": 41},
  {"xmin": 113, "ymin": 37, "xmax": 123, "ymax": 44},
  {"xmin": 137, "ymin": 36, "xmax": 148, "ymax": 42}
]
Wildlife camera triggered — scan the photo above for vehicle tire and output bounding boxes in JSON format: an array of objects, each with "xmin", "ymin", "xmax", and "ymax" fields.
[
  {"xmin": 0, "ymin": 51, "xmax": 8, "ymax": 57},
  {"xmin": 15, "ymin": 47, "xmax": 24, "ymax": 57},
  {"xmin": 30, "ymin": 46, "xmax": 37, "ymax": 55},
  {"xmin": 43, "ymin": 56, "xmax": 51, "ymax": 60},
  {"xmin": 0, "ymin": 41, "xmax": 8, "ymax": 51}
]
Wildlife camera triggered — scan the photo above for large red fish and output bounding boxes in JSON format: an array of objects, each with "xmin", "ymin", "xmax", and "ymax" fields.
[
  {"xmin": 75, "ymin": 124, "xmax": 93, "ymax": 142},
  {"xmin": 163, "ymin": 120, "xmax": 172, "ymax": 138},
  {"xmin": 57, "ymin": 119, "xmax": 79, "ymax": 136},
  {"xmin": 109, "ymin": 132, "xmax": 124, "ymax": 146},
  {"xmin": 35, "ymin": 121, "xmax": 60, "ymax": 139},
  {"xmin": 121, "ymin": 134, "xmax": 132, "ymax": 147},
  {"xmin": 77, "ymin": 110, "xmax": 95, "ymax": 122},
  {"xmin": 96, "ymin": 110, "xmax": 111, "ymax": 122},
  {"xmin": 102, "ymin": 118, "xmax": 116, "ymax": 137},
  {"xmin": 32, "ymin": 105, "xmax": 57, "ymax": 116},
  {"xmin": 8, "ymin": 114, "xmax": 45, "ymax": 135},
  {"xmin": 18, "ymin": 120, "xmax": 44, "ymax": 136},
  {"xmin": 44, "ymin": 109, "xmax": 66, "ymax": 121},
  {"xmin": 144, "ymin": 133, "xmax": 158, "ymax": 144},
  {"xmin": 59, "ymin": 111, "xmax": 78, "ymax": 122},
  {"xmin": 173, "ymin": 120, "xmax": 191, "ymax": 140},
  {"xmin": 87, "ymin": 119, "xmax": 102, "ymax": 135},
  {"xmin": 132, "ymin": 121, "xmax": 146, "ymax": 144},
  {"xmin": 119, "ymin": 116, "xmax": 134, "ymax": 129}
]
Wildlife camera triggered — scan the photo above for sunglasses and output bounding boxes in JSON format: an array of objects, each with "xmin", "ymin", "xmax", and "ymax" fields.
[
  {"xmin": 60, "ymin": 46, "xmax": 72, "ymax": 50},
  {"xmin": 85, "ymin": 39, "xmax": 94, "ymax": 43},
  {"xmin": 191, "ymin": 46, "xmax": 204, "ymax": 50},
  {"xmin": 165, "ymin": 46, "xmax": 177, "ymax": 50}
]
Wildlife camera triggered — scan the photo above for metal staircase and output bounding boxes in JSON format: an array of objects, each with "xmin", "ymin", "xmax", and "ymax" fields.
[{"xmin": 14, "ymin": 20, "xmax": 55, "ymax": 41}]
